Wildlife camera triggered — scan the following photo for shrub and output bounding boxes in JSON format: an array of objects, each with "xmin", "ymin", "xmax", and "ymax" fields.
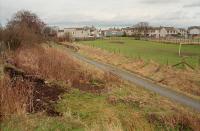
[{"xmin": 2, "ymin": 10, "xmax": 46, "ymax": 50}]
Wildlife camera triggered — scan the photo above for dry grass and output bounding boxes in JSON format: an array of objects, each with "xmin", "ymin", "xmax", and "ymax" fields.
[
  {"xmin": 78, "ymin": 44, "xmax": 200, "ymax": 100},
  {"xmin": 87, "ymin": 122, "xmax": 123, "ymax": 131},
  {"xmin": 0, "ymin": 44, "xmax": 120, "ymax": 119},
  {"xmin": 0, "ymin": 77, "xmax": 33, "ymax": 119},
  {"xmin": 148, "ymin": 112, "xmax": 200, "ymax": 130},
  {"xmin": 17, "ymin": 45, "xmax": 122, "ymax": 94}
]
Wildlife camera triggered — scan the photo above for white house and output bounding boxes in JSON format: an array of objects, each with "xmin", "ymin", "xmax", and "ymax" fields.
[
  {"xmin": 64, "ymin": 28, "xmax": 90, "ymax": 39},
  {"xmin": 57, "ymin": 26, "xmax": 100, "ymax": 39},
  {"xmin": 160, "ymin": 27, "xmax": 178, "ymax": 37},
  {"xmin": 176, "ymin": 28, "xmax": 187, "ymax": 37},
  {"xmin": 188, "ymin": 26, "xmax": 200, "ymax": 37},
  {"xmin": 148, "ymin": 27, "xmax": 183, "ymax": 38},
  {"xmin": 123, "ymin": 26, "xmax": 180, "ymax": 38},
  {"xmin": 90, "ymin": 27, "xmax": 101, "ymax": 38},
  {"xmin": 103, "ymin": 28, "xmax": 124, "ymax": 37},
  {"xmin": 123, "ymin": 27, "xmax": 150, "ymax": 37},
  {"xmin": 148, "ymin": 27, "xmax": 161, "ymax": 38},
  {"xmin": 57, "ymin": 29, "xmax": 65, "ymax": 38},
  {"xmin": 122, "ymin": 27, "xmax": 134, "ymax": 36}
]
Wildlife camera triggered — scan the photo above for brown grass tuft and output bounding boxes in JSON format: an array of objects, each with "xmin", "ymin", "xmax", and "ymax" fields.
[
  {"xmin": 12, "ymin": 45, "xmax": 120, "ymax": 94},
  {"xmin": 148, "ymin": 112, "xmax": 200, "ymax": 130},
  {"xmin": 0, "ymin": 77, "xmax": 33, "ymax": 119}
]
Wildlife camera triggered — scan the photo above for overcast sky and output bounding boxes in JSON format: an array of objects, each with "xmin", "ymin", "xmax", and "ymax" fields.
[{"xmin": 0, "ymin": 0, "xmax": 200, "ymax": 28}]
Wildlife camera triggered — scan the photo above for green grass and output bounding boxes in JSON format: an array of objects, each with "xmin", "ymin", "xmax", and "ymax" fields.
[
  {"xmin": 57, "ymin": 89, "xmax": 108, "ymax": 124},
  {"xmin": 80, "ymin": 38, "xmax": 200, "ymax": 67},
  {"xmin": 55, "ymin": 86, "xmax": 191, "ymax": 130},
  {"xmin": 56, "ymin": 88, "xmax": 154, "ymax": 130},
  {"xmin": 0, "ymin": 114, "xmax": 85, "ymax": 131},
  {"xmin": 1, "ymin": 84, "xmax": 196, "ymax": 131}
]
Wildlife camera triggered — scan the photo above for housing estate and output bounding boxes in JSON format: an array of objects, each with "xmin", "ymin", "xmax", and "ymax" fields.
[
  {"xmin": 102, "ymin": 28, "xmax": 124, "ymax": 37},
  {"xmin": 57, "ymin": 26, "xmax": 101, "ymax": 39},
  {"xmin": 123, "ymin": 26, "xmax": 188, "ymax": 38},
  {"xmin": 56, "ymin": 25, "xmax": 199, "ymax": 39}
]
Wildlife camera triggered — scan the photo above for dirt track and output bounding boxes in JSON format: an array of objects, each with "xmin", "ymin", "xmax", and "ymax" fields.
[{"xmin": 64, "ymin": 47, "xmax": 200, "ymax": 112}]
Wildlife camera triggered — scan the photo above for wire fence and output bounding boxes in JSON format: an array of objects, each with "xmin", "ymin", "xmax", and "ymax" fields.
[
  {"xmin": 88, "ymin": 41, "xmax": 200, "ymax": 69},
  {"xmin": 143, "ymin": 38, "xmax": 200, "ymax": 45}
]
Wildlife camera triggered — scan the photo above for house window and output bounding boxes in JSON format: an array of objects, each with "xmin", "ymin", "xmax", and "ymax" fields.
[{"xmin": 58, "ymin": 30, "xmax": 64, "ymax": 32}]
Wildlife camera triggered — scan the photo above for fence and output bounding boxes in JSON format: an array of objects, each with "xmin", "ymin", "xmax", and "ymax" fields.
[
  {"xmin": 88, "ymin": 39, "xmax": 200, "ymax": 69},
  {"xmin": 145, "ymin": 38, "xmax": 200, "ymax": 45}
]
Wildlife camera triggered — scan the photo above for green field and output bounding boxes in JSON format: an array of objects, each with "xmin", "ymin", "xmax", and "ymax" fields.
[{"xmin": 80, "ymin": 38, "xmax": 200, "ymax": 67}]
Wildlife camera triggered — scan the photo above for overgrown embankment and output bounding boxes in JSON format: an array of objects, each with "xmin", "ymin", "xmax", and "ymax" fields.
[{"xmin": 1, "ymin": 44, "xmax": 200, "ymax": 130}]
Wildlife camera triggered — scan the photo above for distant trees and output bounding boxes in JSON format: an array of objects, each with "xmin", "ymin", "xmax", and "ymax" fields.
[
  {"xmin": 0, "ymin": 24, "xmax": 2, "ymax": 42},
  {"xmin": 134, "ymin": 22, "xmax": 150, "ymax": 39},
  {"xmin": 2, "ymin": 10, "xmax": 46, "ymax": 50},
  {"xmin": 43, "ymin": 26, "xmax": 52, "ymax": 38},
  {"xmin": 43, "ymin": 26, "xmax": 57, "ymax": 41}
]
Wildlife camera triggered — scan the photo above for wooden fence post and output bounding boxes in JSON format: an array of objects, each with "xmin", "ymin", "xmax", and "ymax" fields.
[
  {"xmin": 166, "ymin": 59, "xmax": 169, "ymax": 66},
  {"xmin": 198, "ymin": 56, "xmax": 200, "ymax": 68},
  {"xmin": 179, "ymin": 43, "xmax": 182, "ymax": 57}
]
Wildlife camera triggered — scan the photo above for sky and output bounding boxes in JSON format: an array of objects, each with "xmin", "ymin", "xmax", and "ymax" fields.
[{"xmin": 0, "ymin": 0, "xmax": 200, "ymax": 28}]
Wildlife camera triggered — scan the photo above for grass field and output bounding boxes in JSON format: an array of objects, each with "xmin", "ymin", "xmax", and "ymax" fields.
[{"xmin": 80, "ymin": 38, "xmax": 200, "ymax": 67}]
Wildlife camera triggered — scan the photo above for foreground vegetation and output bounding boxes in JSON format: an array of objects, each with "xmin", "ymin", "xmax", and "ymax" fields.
[
  {"xmin": 80, "ymin": 38, "xmax": 200, "ymax": 67},
  {"xmin": 1, "ymin": 44, "xmax": 200, "ymax": 131}
]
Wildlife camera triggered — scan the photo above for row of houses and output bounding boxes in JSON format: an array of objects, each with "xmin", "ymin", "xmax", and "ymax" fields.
[
  {"xmin": 122, "ymin": 26, "xmax": 200, "ymax": 38},
  {"xmin": 56, "ymin": 26, "xmax": 101, "ymax": 40},
  {"xmin": 54, "ymin": 26, "xmax": 200, "ymax": 39}
]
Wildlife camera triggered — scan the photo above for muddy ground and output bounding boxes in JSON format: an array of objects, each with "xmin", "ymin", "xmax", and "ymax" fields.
[{"xmin": 3, "ymin": 64, "xmax": 67, "ymax": 116}]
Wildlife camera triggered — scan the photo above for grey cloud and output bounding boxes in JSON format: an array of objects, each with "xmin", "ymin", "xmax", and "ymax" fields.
[
  {"xmin": 183, "ymin": 3, "xmax": 200, "ymax": 8},
  {"xmin": 141, "ymin": 0, "xmax": 179, "ymax": 4},
  {"xmin": 153, "ymin": 11, "xmax": 188, "ymax": 21},
  {"xmin": 0, "ymin": 0, "xmax": 200, "ymax": 27}
]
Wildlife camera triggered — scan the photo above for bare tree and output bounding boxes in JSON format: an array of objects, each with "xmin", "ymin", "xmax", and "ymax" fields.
[
  {"xmin": 3, "ymin": 10, "xmax": 46, "ymax": 50},
  {"xmin": 134, "ymin": 22, "xmax": 150, "ymax": 38},
  {"xmin": 0, "ymin": 24, "xmax": 2, "ymax": 42},
  {"xmin": 43, "ymin": 26, "xmax": 57, "ymax": 40},
  {"xmin": 64, "ymin": 32, "xmax": 74, "ymax": 42}
]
